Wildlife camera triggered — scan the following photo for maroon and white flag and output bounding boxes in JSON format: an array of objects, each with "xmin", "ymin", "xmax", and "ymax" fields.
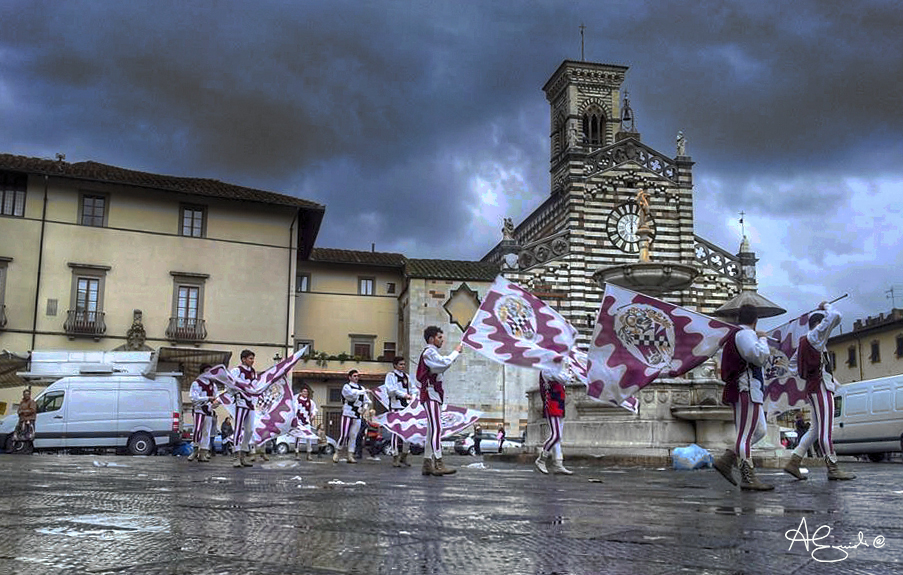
[
  {"xmin": 566, "ymin": 349, "xmax": 638, "ymax": 413},
  {"xmin": 373, "ymin": 399, "xmax": 481, "ymax": 445},
  {"xmin": 198, "ymin": 346, "xmax": 309, "ymax": 398},
  {"xmin": 463, "ymin": 276, "xmax": 577, "ymax": 372},
  {"xmin": 586, "ymin": 285, "xmax": 738, "ymax": 406},
  {"xmin": 763, "ymin": 313, "xmax": 812, "ymax": 414}
]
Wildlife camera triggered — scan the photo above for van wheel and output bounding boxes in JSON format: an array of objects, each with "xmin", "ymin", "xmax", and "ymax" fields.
[
  {"xmin": 127, "ymin": 432, "xmax": 156, "ymax": 456},
  {"xmin": 867, "ymin": 453, "xmax": 886, "ymax": 463},
  {"xmin": 276, "ymin": 443, "xmax": 289, "ymax": 455}
]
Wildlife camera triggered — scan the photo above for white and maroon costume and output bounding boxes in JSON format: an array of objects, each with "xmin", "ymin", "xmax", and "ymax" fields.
[
  {"xmin": 229, "ymin": 364, "xmax": 256, "ymax": 454},
  {"xmin": 338, "ymin": 380, "xmax": 370, "ymax": 453},
  {"xmin": 416, "ymin": 344, "xmax": 460, "ymax": 461},
  {"xmin": 792, "ymin": 304, "xmax": 842, "ymax": 462},
  {"xmin": 720, "ymin": 325, "xmax": 771, "ymax": 463},
  {"xmin": 539, "ymin": 368, "xmax": 567, "ymax": 459},
  {"xmin": 294, "ymin": 393, "xmax": 318, "ymax": 453},
  {"xmin": 189, "ymin": 376, "xmax": 219, "ymax": 449},
  {"xmin": 384, "ymin": 367, "xmax": 413, "ymax": 455}
]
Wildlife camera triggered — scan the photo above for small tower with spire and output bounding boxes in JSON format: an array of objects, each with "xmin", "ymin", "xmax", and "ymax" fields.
[{"xmin": 737, "ymin": 212, "xmax": 758, "ymax": 292}]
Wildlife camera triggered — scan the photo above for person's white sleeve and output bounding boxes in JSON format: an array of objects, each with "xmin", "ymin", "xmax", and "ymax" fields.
[
  {"xmin": 735, "ymin": 329, "xmax": 771, "ymax": 366},
  {"xmin": 384, "ymin": 373, "xmax": 401, "ymax": 399},
  {"xmin": 341, "ymin": 383, "xmax": 355, "ymax": 402},
  {"xmin": 189, "ymin": 381, "xmax": 203, "ymax": 403},
  {"xmin": 423, "ymin": 347, "xmax": 460, "ymax": 374},
  {"xmin": 807, "ymin": 303, "xmax": 842, "ymax": 351},
  {"xmin": 311, "ymin": 400, "xmax": 319, "ymax": 418}
]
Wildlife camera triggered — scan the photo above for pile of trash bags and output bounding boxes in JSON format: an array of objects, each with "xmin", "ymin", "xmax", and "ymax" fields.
[{"xmin": 671, "ymin": 444, "xmax": 714, "ymax": 470}]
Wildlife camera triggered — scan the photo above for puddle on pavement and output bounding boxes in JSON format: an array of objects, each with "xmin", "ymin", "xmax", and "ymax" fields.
[{"xmin": 36, "ymin": 513, "xmax": 169, "ymax": 540}]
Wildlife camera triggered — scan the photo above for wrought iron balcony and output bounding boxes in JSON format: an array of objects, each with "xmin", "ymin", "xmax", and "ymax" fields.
[
  {"xmin": 165, "ymin": 317, "xmax": 207, "ymax": 342},
  {"xmin": 0, "ymin": 304, "xmax": 7, "ymax": 329},
  {"xmin": 64, "ymin": 310, "xmax": 106, "ymax": 339}
]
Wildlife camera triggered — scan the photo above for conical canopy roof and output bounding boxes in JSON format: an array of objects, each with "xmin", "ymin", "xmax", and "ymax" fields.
[{"xmin": 713, "ymin": 290, "xmax": 786, "ymax": 320}]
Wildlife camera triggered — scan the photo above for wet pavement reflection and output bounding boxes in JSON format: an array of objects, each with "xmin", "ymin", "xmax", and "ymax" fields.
[{"xmin": 0, "ymin": 454, "xmax": 900, "ymax": 574}]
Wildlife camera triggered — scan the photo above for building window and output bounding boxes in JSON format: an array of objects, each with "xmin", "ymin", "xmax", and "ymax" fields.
[
  {"xmin": 896, "ymin": 335, "xmax": 903, "ymax": 358},
  {"xmin": 582, "ymin": 106, "xmax": 605, "ymax": 146},
  {"xmin": 65, "ymin": 263, "xmax": 110, "ymax": 338},
  {"xmin": 870, "ymin": 341, "xmax": 881, "ymax": 363},
  {"xmin": 79, "ymin": 193, "xmax": 108, "ymax": 227},
  {"xmin": 295, "ymin": 339, "xmax": 314, "ymax": 357},
  {"xmin": 328, "ymin": 387, "xmax": 343, "ymax": 404},
  {"xmin": 167, "ymin": 272, "xmax": 208, "ymax": 342},
  {"xmin": 381, "ymin": 342, "xmax": 396, "ymax": 361},
  {"xmin": 350, "ymin": 334, "xmax": 375, "ymax": 360},
  {"xmin": 296, "ymin": 273, "xmax": 310, "ymax": 293},
  {"xmin": 358, "ymin": 277, "xmax": 375, "ymax": 296},
  {"xmin": 180, "ymin": 204, "xmax": 206, "ymax": 238},
  {"xmin": 0, "ymin": 257, "xmax": 10, "ymax": 329},
  {"xmin": 847, "ymin": 346, "xmax": 857, "ymax": 367},
  {"xmin": 0, "ymin": 171, "xmax": 26, "ymax": 217},
  {"xmin": 386, "ymin": 282, "xmax": 396, "ymax": 294}
]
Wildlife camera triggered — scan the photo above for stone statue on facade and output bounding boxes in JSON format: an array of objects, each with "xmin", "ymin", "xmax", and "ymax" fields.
[
  {"xmin": 502, "ymin": 217, "xmax": 515, "ymax": 241},
  {"xmin": 121, "ymin": 309, "xmax": 151, "ymax": 351},
  {"xmin": 676, "ymin": 131, "xmax": 687, "ymax": 157}
]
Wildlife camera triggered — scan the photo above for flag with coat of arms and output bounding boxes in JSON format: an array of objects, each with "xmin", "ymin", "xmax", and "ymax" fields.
[
  {"xmin": 586, "ymin": 284, "xmax": 739, "ymax": 406},
  {"xmin": 565, "ymin": 349, "xmax": 639, "ymax": 412},
  {"xmin": 462, "ymin": 276, "xmax": 577, "ymax": 372}
]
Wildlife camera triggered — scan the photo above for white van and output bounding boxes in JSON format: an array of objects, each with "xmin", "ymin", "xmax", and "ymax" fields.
[
  {"xmin": 0, "ymin": 350, "xmax": 181, "ymax": 455},
  {"xmin": 833, "ymin": 374, "xmax": 903, "ymax": 461}
]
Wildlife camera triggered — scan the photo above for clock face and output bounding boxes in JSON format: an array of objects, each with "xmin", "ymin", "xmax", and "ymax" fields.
[{"xmin": 607, "ymin": 201, "xmax": 654, "ymax": 253}]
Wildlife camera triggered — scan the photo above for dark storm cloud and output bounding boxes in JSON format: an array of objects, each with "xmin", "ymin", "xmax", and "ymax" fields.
[{"xmin": 2, "ymin": 0, "xmax": 902, "ymax": 274}]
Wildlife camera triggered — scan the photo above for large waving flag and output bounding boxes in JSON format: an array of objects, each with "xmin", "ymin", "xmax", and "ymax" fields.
[
  {"xmin": 763, "ymin": 313, "xmax": 812, "ymax": 414},
  {"xmin": 373, "ymin": 399, "xmax": 481, "ymax": 445},
  {"xmin": 463, "ymin": 276, "xmax": 577, "ymax": 372},
  {"xmin": 586, "ymin": 284, "xmax": 738, "ymax": 406},
  {"xmin": 198, "ymin": 346, "xmax": 309, "ymax": 398},
  {"xmin": 566, "ymin": 349, "xmax": 639, "ymax": 413}
]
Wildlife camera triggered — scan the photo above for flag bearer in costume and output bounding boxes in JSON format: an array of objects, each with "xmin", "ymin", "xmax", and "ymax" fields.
[
  {"xmin": 535, "ymin": 365, "xmax": 572, "ymax": 475},
  {"xmin": 229, "ymin": 349, "xmax": 257, "ymax": 468},
  {"xmin": 334, "ymin": 370, "xmax": 371, "ymax": 464},
  {"xmin": 187, "ymin": 364, "xmax": 219, "ymax": 462},
  {"xmin": 715, "ymin": 304, "xmax": 773, "ymax": 490},
  {"xmin": 385, "ymin": 356, "xmax": 414, "ymax": 467},
  {"xmin": 417, "ymin": 326, "xmax": 463, "ymax": 477},
  {"xmin": 294, "ymin": 387, "xmax": 318, "ymax": 460},
  {"xmin": 784, "ymin": 302, "xmax": 855, "ymax": 481}
]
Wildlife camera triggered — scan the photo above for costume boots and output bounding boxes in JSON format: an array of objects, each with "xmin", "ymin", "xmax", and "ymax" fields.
[
  {"xmin": 431, "ymin": 457, "xmax": 456, "ymax": 476},
  {"xmin": 186, "ymin": 445, "xmax": 199, "ymax": 462},
  {"xmin": 534, "ymin": 450, "xmax": 549, "ymax": 474},
  {"xmin": 739, "ymin": 460, "xmax": 773, "ymax": 491},
  {"xmin": 783, "ymin": 454, "xmax": 807, "ymax": 480},
  {"xmin": 232, "ymin": 451, "xmax": 243, "ymax": 468},
  {"xmin": 825, "ymin": 456, "xmax": 856, "ymax": 480},
  {"xmin": 333, "ymin": 446, "xmax": 343, "ymax": 463},
  {"xmin": 550, "ymin": 457, "xmax": 573, "ymax": 475},
  {"xmin": 295, "ymin": 450, "xmax": 301, "ymax": 460},
  {"xmin": 240, "ymin": 451, "xmax": 254, "ymax": 467},
  {"xmin": 422, "ymin": 457, "xmax": 434, "ymax": 476},
  {"xmin": 347, "ymin": 451, "xmax": 358, "ymax": 464},
  {"xmin": 713, "ymin": 449, "xmax": 738, "ymax": 486},
  {"xmin": 306, "ymin": 451, "xmax": 313, "ymax": 461},
  {"xmin": 198, "ymin": 449, "xmax": 210, "ymax": 463},
  {"xmin": 392, "ymin": 454, "xmax": 401, "ymax": 468},
  {"xmin": 399, "ymin": 452, "xmax": 411, "ymax": 467},
  {"xmin": 259, "ymin": 450, "xmax": 269, "ymax": 462}
]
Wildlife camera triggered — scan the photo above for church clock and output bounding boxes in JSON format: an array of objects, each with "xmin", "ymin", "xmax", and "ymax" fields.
[{"xmin": 606, "ymin": 201, "xmax": 654, "ymax": 253}]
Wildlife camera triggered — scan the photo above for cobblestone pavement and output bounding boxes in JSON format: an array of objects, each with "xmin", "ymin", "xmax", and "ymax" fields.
[{"xmin": 0, "ymin": 453, "xmax": 899, "ymax": 574}]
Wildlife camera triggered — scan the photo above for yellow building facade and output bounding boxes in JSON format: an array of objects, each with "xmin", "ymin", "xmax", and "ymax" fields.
[
  {"xmin": 0, "ymin": 154, "xmax": 324, "ymax": 416},
  {"xmin": 828, "ymin": 309, "xmax": 903, "ymax": 384}
]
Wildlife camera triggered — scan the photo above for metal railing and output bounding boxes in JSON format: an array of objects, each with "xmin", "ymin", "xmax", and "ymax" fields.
[
  {"xmin": 165, "ymin": 317, "xmax": 207, "ymax": 342},
  {"xmin": 64, "ymin": 310, "xmax": 106, "ymax": 337}
]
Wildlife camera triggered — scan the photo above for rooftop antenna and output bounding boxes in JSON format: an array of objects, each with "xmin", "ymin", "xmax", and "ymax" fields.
[
  {"xmin": 886, "ymin": 285, "xmax": 903, "ymax": 308},
  {"xmin": 579, "ymin": 23, "xmax": 586, "ymax": 61},
  {"xmin": 739, "ymin": 211, "xmax": 746, "ymax": 238}
]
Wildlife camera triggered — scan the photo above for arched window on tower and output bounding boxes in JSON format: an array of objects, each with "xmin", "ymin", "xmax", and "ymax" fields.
[
  {"xmin": 553, "ymin": 114, "xmax": 566, "ymax": 156},
  {"xmin": 582, "ymin": 107, "xmax": 605, "ymax": 146}
]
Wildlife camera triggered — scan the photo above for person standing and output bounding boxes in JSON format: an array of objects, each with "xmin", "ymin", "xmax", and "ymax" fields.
[
  {"xmin": 220, "ymin": 416, "xmax": 234, "ymax": 454},
  {"xmin": 714, "ymin": 304, "xmax": 773, "ymax": 490},
  {"xmin": 229, "ymin": 349, "xmax": 257, "ymax": 468},
  {"xmin": 14, "ymin": 389, "xmax": 37, "ymax": 448},
  {"xmin": 496, "ymin": 424, "xmax": 506, "ymax": 454},
  {"xmin": 294, "ymin": 387, "xmax": 318, "ymax": 460},
  {"xmin": 334, "ymin": 370, "xmax": 370, "ymax": 464},
  {"xmin": 535, "ymin": 367, "xmax": 573, "ymax": 475},
  {"xmin": 384, "ymin": 356, "xmax": 414, "ymax": 467},
  {"xmin": 784, "ymin": 302, "xmax": 855, "ymax": 481},
  {"xmin": 187, "ymin": 364, "xmax": 219, "ymax": 463},
  {"xmin": 316, "ymin": 424, "xmax": 328, "ymax": 458},
  {"xmin": 473, "ymin": 424, "xmax": 483, "ymax": 455},
  {"xmin": 417, "ymin": 326, "xmax": 463, "ymax": 476}
]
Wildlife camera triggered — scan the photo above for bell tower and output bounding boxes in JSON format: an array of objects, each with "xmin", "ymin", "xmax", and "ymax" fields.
[{"xmin": 542, "ymin": 60, "xmax": 628, "ymax": 194}]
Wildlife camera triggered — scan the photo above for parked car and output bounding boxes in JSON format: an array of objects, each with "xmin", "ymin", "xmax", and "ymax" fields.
[
  {"xmin": 441, "ymin": 433, "xmax": 467, "ymax": 454},
  {"xmin": 454, "ymin": 432, "xmax": 523, "ymax": 455},
  {"xmin": 274, "ymin": 433, "xmax": 337, "ymax": 455}
]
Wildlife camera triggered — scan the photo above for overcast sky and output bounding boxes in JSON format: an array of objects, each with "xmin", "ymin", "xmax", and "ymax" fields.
[{"xmin": 2, "ymin": 1, "xmax": 902, "ymax": 331}]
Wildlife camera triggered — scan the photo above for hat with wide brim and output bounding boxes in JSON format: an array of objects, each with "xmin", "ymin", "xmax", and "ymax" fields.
[{"xmin": 712, "ymin": 290, "xmax": 786, "ymax": 320}]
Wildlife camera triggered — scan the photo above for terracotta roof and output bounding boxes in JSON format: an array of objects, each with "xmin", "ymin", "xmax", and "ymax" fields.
[
  {"xmin": 405, "ymin": 258, "xmax": 499, "ymax": 281},
  {"xmin": 0, "ymin": 153, "xmax": 324, "ymax": 210},
  {"xmin": 310, "ymin": 247, "xmax": 406, "ymax": 267}
]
